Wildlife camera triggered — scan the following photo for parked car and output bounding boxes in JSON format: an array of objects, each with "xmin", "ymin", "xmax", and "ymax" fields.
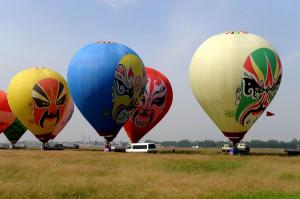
[
  {"xmin": 222, "ymin": 143, "xmax": 250, "ymax": 154},
  {"xmin": 10, "ymin": 143, "xmax": 27, "ymax": 149},
  {"xmin": 126, "ymin": 143, "xmax": 157, "ymax": 153},
  {"xmin": 0, "ymin": 143, "xmax": 9, "ymax": 149},
  {"xmin": 221, "ymin": 144, "xmax": 232, "ymax": 153},
  {"xmin": 43, "ymin": 143, "xmax": 64, "ymax": 150},
  {"xmin": 285, "ymin": 145, "xmax": 300, "ymax": 156},
  {"xmin": 63, "ymin": 143, "xmax": 79, "ymax": 149},
  {"xmin": 237, "ymin": 143, "xmax": 250, "ymax": 154}
]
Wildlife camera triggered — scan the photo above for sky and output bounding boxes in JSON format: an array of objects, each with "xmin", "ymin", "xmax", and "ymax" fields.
[{"xmin": 0, "ymin": 0, "xmax": 299, "ymax": 143}]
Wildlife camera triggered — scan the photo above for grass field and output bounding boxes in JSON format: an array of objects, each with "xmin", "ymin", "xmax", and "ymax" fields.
[{"xmin": 0, "ymin": 149, "xmax": 299, "ymax": 199}]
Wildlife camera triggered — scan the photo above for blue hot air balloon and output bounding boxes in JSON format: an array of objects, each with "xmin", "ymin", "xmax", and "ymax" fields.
[{"xmin": 67, "ymin": 41, "xmax": 146, "ymax": 151}]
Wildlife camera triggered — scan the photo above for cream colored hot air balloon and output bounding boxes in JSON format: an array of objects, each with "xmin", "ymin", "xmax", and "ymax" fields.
[{"xmin": 189, "ymin": 31, "xmax": 282, "ymax": 146}]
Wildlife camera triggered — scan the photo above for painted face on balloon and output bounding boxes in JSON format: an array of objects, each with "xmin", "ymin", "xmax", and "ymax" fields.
[
  {"xmin": 235, "ymin": 48, "xmax": 282, "ymax": 127},
  {"xmin": 132, "ymin": 76, "xmax": 167, "ymax": 128},
  {"xmin": 112, "ymin": 54, "xmax": 146, "ymax": 124},
  {"xmin": 31, "ymin": 78, "xmax": 67, "ymax": 129}
]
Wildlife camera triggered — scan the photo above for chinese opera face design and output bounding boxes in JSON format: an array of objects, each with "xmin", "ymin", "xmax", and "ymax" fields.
[
  {"xmin": 31, "ymin": 78, "xmax": 67, "ymax": 129},
  {"xmin": 132, "ymin": 76, "xmax": 167, "ymax": 128},
  {"xmin": 235, "ymin": 48, "xmax": 282, "ymax": 127},
  {"xmin": 112, "ymin": 55, "xmax": 146, "ymax": 124}
]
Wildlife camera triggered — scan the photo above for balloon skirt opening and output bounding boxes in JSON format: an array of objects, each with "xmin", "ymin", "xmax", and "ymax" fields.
[
  {"xmin": 35, "ymin": 133, "xmax": 54, "ymax": 144},
  {"xmin": 222, "ymin": 131, "xmax": 247, "ymax": 145},
  {"xmin": 101, "ymin": 133, "xmax": 117, "ymax": 152}
]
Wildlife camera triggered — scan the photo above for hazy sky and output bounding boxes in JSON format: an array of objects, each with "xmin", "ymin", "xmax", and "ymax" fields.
[{"xmin": 0, "ymin": 0, "xmax": 299, "ymax": 143}]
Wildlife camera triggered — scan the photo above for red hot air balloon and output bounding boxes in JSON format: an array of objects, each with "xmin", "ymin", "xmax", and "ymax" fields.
[
  {"xmin": 0, "ymin": 90, "xmax": 16, "ymax": 132},
  {"xmin": 124, "ymin": 67, "xmax": 173, "ymax": 143},
  {"xmin": 51, "ymin": 99, "xmax": 74, "ymax": 138}
]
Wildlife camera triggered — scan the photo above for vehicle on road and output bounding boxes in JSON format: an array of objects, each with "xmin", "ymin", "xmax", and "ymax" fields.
[
  {"xmin": 63, "ymin": 143, "xmax": 79, "ymax": 149},
  {"xmin": 285, "ymin": 145, "xmax": 300, "ymax": 156},
  {"xmin": 237, "ymin": 143, "xmax": 250, "ymax": 154},
  {"xmin": 43, "ymin": 143, "xmax": 64, "ymax": 150},
  {"xmin": 111, "ymin": 145, "xmax": 126, "ymax": 152},
  {"xmin": 0, "ymin": 143, "xmax": 9, "ymax": 149},
  {"xmin": 221, "ymin": 144, "xmax": 232, "ymax": 153},
  {"xmin": 221, "ymin": 143, "xmax": 250, "ymax": 154},
  {"xmin": 126, "ymin": 143, "xmax": 157, "ymax": 153},
  {"xmin": 10, "ymin": 143, "xmax": 26, "ymax": 149}
]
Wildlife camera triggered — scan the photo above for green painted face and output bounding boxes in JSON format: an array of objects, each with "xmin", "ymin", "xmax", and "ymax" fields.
[{"xmin": 235, "ymin": 48, "xmax": 282, "ymax": 127}]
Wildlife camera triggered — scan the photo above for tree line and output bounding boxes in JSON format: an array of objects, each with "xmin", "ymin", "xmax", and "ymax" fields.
[{"xmin": 145, "ymin": 139, "xmax": 300, "ymax": 148}]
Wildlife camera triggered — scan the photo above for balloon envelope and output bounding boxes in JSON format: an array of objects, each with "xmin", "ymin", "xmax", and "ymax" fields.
[
  {"xmin": 124, "ymin": 67, "xmax": 173, "ymax": 143},
  {"xmin": 189, "ymin": 31, "xmax": 282, "ymax": 144},
  {"xmin": 8, "ymin": 67, "xmax": 71, "ymax": 143},
  {"xmin": 4, "ymin": 119, "xmax": 27, "ymax": 144},
  {"xmin": 51, "ymin": 99, "xmax": 74, "ymax": 139},
  {"xmin": 67, "ymin": 41, "xmax": 146, "ymax": 142},
  {"xmin": 0, "ymin": 90, "xmax": 16, "ymax": 132}
]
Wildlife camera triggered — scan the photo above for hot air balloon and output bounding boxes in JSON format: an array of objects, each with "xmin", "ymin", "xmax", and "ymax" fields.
[
  {"xmin": 40, "ymin": 99, "xmax": 74, "ymax": 150},
  {"xmin": 189, "ymin": 31, "xmax": 282, "ymax": 149},
  {"xmin": 51, "ymin": 99, "xmax": 74, "ymax": 138},
  {"xmin": 124, "ymin": 67, "xmax": 173, "ymax": 143},
  {"xmin": 3, "ymin": 119, "xmax": 27, "ymax": 148},
  {"xmin": 0, "ymin": 90, "xmax": 16, "ymax": 132},
  {"xmin": 67, "ymin": 41, "xmax": 146, "ymax": 151},
  {"xmin": 7, "ymin": 67, "xmax": 71, "ymax": 148}
]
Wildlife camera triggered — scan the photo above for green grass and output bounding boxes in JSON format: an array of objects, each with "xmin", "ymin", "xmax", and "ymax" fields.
[
  {"xmin": 159, "ymin": 159, "xmax": 243, "ymax": 174},
  {"xmin": 0, "ymin": 149, "xmax": 299, "ymax": 199},
  {"xmin": 280, "ymin": 173, "xmax": 300, "ymax": 182},
  {"xmin": 229, "ymin": 191, "xmax": 300, "ymax": 199}
]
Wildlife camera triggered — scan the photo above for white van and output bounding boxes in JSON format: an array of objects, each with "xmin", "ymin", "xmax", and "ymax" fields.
[{"xmin": 126, "ymin": 143, "xmax": 157, "ymax": 153}]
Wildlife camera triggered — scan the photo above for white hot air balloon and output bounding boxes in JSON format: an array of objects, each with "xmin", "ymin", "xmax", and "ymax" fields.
[{"xmin": 189, "ymin": 31, "xmax": 282, "ymax": 146}]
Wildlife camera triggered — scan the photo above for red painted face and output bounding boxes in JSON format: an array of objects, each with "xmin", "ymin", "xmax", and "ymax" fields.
[
  {"xmin": 124, "ymin": 67, "xmax": 173, "ymax": 143},
  {"xmin": 133, "ymin": 76, "xmax": 167, "ymax": 128},
  {"xmin": 31, "ymin": 78, "xmax": 67, "ymax": 129}
]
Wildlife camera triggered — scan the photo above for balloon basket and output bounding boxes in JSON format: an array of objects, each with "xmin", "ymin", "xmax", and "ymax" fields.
[
  {"xmin": 41, "ymin": 143, "xmax": 49, "ymax": 151},
  {"xmin": 229, "ymin": 146, "xmax": 238, "ymax": 155},
  {"xmin": 104, "ymin": 141, "xmax": 111, "ymax": 152}
]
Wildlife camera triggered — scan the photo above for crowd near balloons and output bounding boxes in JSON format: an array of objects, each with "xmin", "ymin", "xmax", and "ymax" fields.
[{"xmin": 0, "ymin": 31, "xmax": 282, "ymax": 152}]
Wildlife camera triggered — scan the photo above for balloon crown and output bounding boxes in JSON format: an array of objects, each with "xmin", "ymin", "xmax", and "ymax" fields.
[
  {"xmin": 29, "ymin": 66, "xmax": 46, "ymax": 70},
  {"xmin": 96, "ymin": 41, "xmax": 114, "ymax": 44},
  {"xmin": 225, "ymin": 31, "xmax": 248, "ymax": 35}
]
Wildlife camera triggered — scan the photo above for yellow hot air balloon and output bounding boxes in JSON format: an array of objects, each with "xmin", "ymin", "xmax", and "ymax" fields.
[
  {"xmin": 189, "ymin": 31, "xmax": 282, "ymax": 146},
  {"xmin": 7, "ymin": 67, "xmax": 71, "ymax": 145}
]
